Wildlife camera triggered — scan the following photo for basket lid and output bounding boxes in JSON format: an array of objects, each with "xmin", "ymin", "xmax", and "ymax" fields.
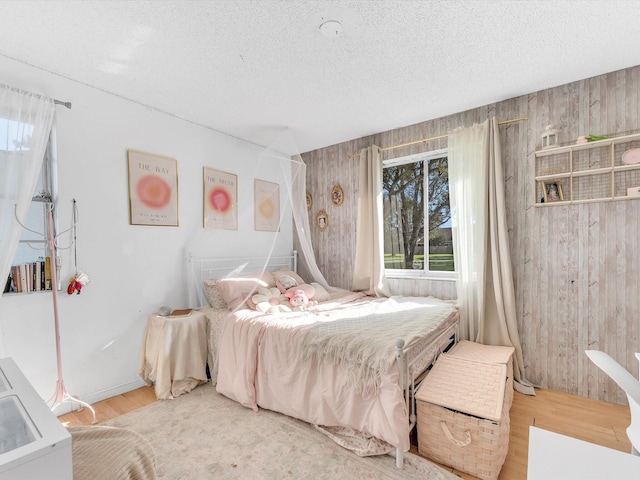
[
  {"xmin": 448, "ymin": 340, "xmax": 515, "ymax": 365},
  {"xmin": 416, "ymin": 355, "xmax": 507, "ymax": 421}
]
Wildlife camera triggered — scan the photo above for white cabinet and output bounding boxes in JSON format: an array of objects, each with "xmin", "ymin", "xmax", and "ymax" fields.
[
  {"xmin": 0, "ymin": 358, "xmax": 71, "ymax": 480},
  {"xmin": 535, "ymin": 133, "xmax": 640, "ymax": 206}
]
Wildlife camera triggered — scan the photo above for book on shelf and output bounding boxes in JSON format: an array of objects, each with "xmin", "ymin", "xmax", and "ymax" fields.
[
  {"xmin": 19, "ymin": 264, "xmax": 27, "ymax": 292},
  {"xmin": 33, "ymin": 262, "xmax": 40, "ymax": 292},
  {"xmin": 3, "ymin": 258, "xmax": 53, "ymax": 294},
  {"xmin": 10, "ymin": 266, "xmax": 20, "ymax": 293},
  {"xmin": 44, "ymin": 256, "xmax": 52, "ymax": 290}
]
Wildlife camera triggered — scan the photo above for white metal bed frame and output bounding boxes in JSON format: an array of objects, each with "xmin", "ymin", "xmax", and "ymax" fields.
[
  {"xmin": 187, "ymin": 250, "xmax": 298, "ymax": 309},
  {"xmin": 395, "ymin": 321, "xmax": 458, "ymax": 467},
  {"xmin": 187, "ymin": 250, "xmax": 458, "ymax": 469}
]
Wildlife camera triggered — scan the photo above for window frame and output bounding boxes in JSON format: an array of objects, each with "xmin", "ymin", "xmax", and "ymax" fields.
[{"xmin": 382, "ymin": 148, "xmax": 455, "ymax": 281}]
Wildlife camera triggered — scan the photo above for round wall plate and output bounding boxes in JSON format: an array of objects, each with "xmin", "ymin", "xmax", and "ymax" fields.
[{"xmin": 622, "ymin": 148, "xmax": 640, "ymax": 165}]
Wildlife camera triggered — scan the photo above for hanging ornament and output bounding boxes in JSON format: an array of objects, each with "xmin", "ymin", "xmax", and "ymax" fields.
[
  {"xmin": 66, "ymin": 199, "xmax": 91, "ymax": 295},
  {"xmin": 67, "ymin": 271, "xmax": 90, "ymax": 294}
]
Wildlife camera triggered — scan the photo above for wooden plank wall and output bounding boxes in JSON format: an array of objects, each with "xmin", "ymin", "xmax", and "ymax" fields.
[{"xmin": 299, "ymin": 65, "xmax": 640, "ymax": 404}]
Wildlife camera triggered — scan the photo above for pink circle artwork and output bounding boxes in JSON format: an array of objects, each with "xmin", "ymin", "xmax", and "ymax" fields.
[
  {"xmin": 136, "ymin": 175, "xmax": 171, "ymax": 209},
  {"xmin": 209, "ymin": 187, "xmax": 232, "ymax": 213}
]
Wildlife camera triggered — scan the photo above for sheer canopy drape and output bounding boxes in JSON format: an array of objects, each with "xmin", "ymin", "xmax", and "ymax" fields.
[
  {"xmin": 448, "ymin": 117, "xmax": 534, "ymax": 395},
  {"xmin": 0, "ymin": 84, "xmax": 55, "ymax": 296},
  {"xmin": 352, "ymin": 145, "xmax": 390, "ymax": 297},
  {"xmin": 260, "ymin": 130, "xmax": 333, "ymax": 291},
  {"xmin": 290, "ymin": 156, "xmax": 333, "ymax": 290}
]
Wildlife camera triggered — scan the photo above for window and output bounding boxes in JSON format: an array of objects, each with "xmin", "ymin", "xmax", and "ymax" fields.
[
  {"xmin": 382, "ymin": 148, "xmax": 454, "ymax": 277},
  {"xmin": 3, "ymin": 118, "xmax": 57, "ymax": 293},
  {"xmin": 13, "ymin": 155, "xmax": 54, "ymax": 263}
]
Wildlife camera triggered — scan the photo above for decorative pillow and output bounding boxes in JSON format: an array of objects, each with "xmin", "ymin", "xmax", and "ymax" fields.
[
  {"xmin": 310, "ymin": 282, "xmax": 330, "ymax": 302},
  {"xmin": 272, "ymin": 268, "xmax": 306, "ymax": 287},
  {"xmin": 203, "ymin": 280, "xmax": 227, "ymax": 309},
  {"xmin": 251, "ymin": 287, "xmax": 291, "ymax": 314},
  {"xmin": 275, "ymin": 274, "xmax": 299, "ymax": 293},
  {"xmin": 217, "ymin": 271, "xmax": 276, "ymax": 310}
]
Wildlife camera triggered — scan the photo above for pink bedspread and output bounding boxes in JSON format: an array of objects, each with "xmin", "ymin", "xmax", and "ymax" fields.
[{"xmin": 216, "ymin": 294, "xmax": 457, "ymax": 452}]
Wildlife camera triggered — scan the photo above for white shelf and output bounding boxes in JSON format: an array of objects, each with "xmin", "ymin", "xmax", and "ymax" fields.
[
  {"xmin": 534, "ymin": 132, "xmax": 640, "ymax": 206},
  {"xmin": 535, "ymin": 132, "xmax": 640, "ymax": 156}
]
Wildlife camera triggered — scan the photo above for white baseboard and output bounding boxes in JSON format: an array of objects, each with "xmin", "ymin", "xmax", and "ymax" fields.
[{"xmin": 53, "ymin": 378, "xmax": 148, "ymax": 417}]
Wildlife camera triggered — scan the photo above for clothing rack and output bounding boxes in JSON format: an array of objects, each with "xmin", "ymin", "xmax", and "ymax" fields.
[
  {"xmin": 346, "ymin": 116, "xmax": 528, "ymax": 159},
  {"xmin": 44, "ymin": 203, "xmax": 96, "ymax": 423}
]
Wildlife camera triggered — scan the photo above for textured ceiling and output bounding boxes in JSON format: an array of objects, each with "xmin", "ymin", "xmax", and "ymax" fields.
[{"xmin": 1, "ymin": 0, "xmax": 639, "ymax": 153}]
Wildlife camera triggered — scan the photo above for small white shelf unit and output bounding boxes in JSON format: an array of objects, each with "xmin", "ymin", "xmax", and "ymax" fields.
[{"xmin": 534, "ymin": 132, "xmax": 640, "ymax": 206}]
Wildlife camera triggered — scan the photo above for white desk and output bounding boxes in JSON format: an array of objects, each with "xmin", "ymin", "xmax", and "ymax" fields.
[
  {"xmin": 138, "ymin": 311, "xmax": 208, "ymax": 399},
  {"xmin": 528, "ymin": 426, "xmax": 640, "ymax": 480}
]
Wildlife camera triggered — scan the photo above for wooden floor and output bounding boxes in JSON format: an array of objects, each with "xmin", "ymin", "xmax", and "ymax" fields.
[{"xmin": 59, "ymin": 386, "xmax": 632, "ymax": 479}]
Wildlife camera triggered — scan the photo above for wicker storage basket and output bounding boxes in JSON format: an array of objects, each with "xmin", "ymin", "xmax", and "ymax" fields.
[
  {"xmin": 416, "ymin": 355, "xmax": 510, "ymax": 480},
  {"xmin": 447, "ymin": 341, "xmax": 515, "ymax": 410}
]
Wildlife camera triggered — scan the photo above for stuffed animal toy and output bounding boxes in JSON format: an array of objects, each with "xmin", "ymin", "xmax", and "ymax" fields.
[
  {"xmin": 252, "ymin": 287, "xmax": 291, "ymax": 314},
  {"xmin": 285, "ymin": 289, "xmax": 310, "ymax": 311},
  {"xmin": 275, "ymin": 274, "xmax": 320, "ymax": 309},
  {"xmin": 67, "ymin": 271, "xmax": 90, "ymax": 295}
]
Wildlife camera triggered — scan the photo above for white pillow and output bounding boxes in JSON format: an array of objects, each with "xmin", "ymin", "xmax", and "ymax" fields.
[{"xmin": 217, "ymin": 271, "xmax": 276, "ymax": 310}]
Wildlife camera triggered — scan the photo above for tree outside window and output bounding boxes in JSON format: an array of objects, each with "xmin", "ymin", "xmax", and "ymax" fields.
[{"xmin": 382, "ymin": 151, "xmax": 454, "ymax": 275}]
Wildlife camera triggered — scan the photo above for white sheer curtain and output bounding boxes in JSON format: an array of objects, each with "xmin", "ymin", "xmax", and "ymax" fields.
[
  {"xmin": 0, "ymin": 84, "xmax": 55, "ymax": 295},
  {"xmin": 290, "ymin": 156, "xmax": 333, "ymax": 290},
  {"xmin": 449, "ymin": 117, "xmax": 534, "ymax": 395},
  {"xmin": 259, "ymin": 130, "xmax": 334, "ymax": 290},
  {"xmin": 352, "ymin": 145, "xmax": 390, "ymax": 297}
]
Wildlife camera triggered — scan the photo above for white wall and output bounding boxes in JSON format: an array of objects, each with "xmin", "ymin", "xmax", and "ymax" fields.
[{"xmin": 0, "ymin": 56, "xmax": 293, "ymax": 412}]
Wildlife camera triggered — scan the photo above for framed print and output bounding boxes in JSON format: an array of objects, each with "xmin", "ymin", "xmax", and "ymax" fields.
[
  {"xmin": 306, "ymin": 191, "xmax": 313, "ymax": 211},
  {"xmin": 542, "ymin": 181, "xmax": 564, "ymax": 202},
  {"xmin": 128, "ymin": 150, "xmax": 179, "ymax": 226},
  {"xmin": 254, "ymin": 179, "xmax": 280, "ymax": 232},
  {"xmin": 203, "ymin": 167, "xmax": 237, "ymax": 230},
  {"xmin": 331, "ymin": 184, "xmax": 344, "ymax": 206},
  {"xmin": 316, "ymin": 209, "xmax": 328, "ymax": 231}
]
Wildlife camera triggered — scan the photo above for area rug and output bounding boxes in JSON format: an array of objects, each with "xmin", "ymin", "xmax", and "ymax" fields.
[{"xmin": 104, "ymin": 384, "xmax": 457, "ymax": 479}]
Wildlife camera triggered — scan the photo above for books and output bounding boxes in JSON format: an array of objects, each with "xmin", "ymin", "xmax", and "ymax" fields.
[
  {"xmin": 6, "ymin": 258, "xmax": 53, "ymax": 293},
  {"xmin": 44, "ymin": 257, "xmax": 52, "ymax": 291},
  {"xmin": 19, "ymin": 264, "xmax": 27, "ymax": 292}
]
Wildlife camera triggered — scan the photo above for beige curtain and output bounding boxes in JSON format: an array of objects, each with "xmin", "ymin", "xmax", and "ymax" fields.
[
  {"xmin": 352, "ymin": 145, "xmax": 391, "ymax": 297},
  {"xmin": 449, "ymin": 118, "xmax": 534, "ymax": 395}
]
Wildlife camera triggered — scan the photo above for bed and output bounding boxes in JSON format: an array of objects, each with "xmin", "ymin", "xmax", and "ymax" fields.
[{"xmin": 188, "ymin": 251, "xmax": 458, "ymax": 468}]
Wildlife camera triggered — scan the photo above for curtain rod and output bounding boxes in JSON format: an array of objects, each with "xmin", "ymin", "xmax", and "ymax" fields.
[
  {"xmin": 1, "ymin": 83, "xmax": 71, "ymax": 109},
  {"xmin": 54, "ymin": 99, "xmax": 72, "ymax": 109},
  {"xmin": 346, "ymin": 116, "xmax": 528, "ymax": 159}
]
